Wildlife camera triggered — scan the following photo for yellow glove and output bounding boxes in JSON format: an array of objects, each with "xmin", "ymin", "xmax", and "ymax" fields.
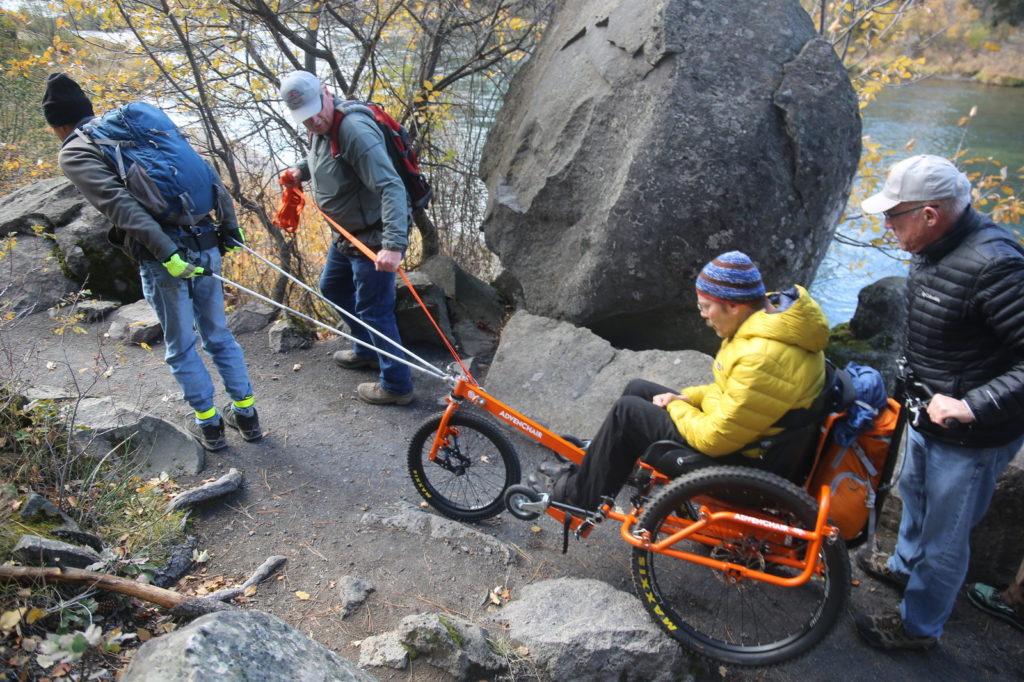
[
  {"xmin": 220, "ymin": 225, "xmax": 245, "ymax": 254},
  {"xmin": 162, "ymin": 251, "xmax": 205, "ymax": 278}
]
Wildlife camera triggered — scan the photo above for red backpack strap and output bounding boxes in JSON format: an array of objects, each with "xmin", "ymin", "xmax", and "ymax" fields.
[{"xmin": 328, "ymin": 109, "xmax": 344, "ymax": 159}]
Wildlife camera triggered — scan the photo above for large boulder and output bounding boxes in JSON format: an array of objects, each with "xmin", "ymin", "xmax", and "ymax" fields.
[
  {"xmin": 495, "ymin": 577, "xmax": 689, "ymax": 682},
  {"xmin": 0, "ymin": 233, "xmax": 78, "ymax": 313},
  {"xmin": 0, "ymin": 178, "xmax": 141, "ymax": 302},
  {"xmin": 827, "ymin": 276, "xmax": 907, "ymax": 393},
  {"xmin": 480, "ymin": 0, "xmax": 860, "ymax": 351},
  {"xmin": 484, "ymin": 311, "xmax": 712, "ymax": 438},
  {"xmin": 121, "ymin": 609, "xmax": 376, "ymax": 681}
]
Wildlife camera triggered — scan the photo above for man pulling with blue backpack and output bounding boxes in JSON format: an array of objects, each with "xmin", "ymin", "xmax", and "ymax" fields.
[{"xmin": 42, "ymin": 72, "xmax": 262, "ymax": 451}]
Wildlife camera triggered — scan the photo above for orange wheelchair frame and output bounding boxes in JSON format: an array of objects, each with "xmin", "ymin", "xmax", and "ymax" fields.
[{"xmin": 407, "ymin": 375, "xmax": 851, "ymax": 667}]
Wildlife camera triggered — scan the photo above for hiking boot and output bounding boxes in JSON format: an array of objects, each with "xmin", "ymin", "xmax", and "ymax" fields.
[
  {"xmin": 356, "ymin": 382, "xmax": 413, "ymax": 406},
  {"xmin": 333, "ymin": 350, "xmax": 379, "ymax": 370},
  {"xmin": 854, "ymin": 610, "xmax": 937, "ymax": 651},
  {"xmin": 184, "ymin": 415, "xmax": 226, "ymax": 451},
  {"xmin": 967, "ymin": 583, "xmax": 1024, "ymax": 632},
  {"xmin": 857, "ymin": 549, "xmax": 909, "ymax": 590},
  {"xmin": 223, "ymin": 403, "xmax": 263, "ymax": 442}
]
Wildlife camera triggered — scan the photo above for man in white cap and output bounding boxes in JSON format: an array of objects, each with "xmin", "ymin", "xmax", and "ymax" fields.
[
  {"xmin": 277, "ymin": 70, "xmax": 413, "ymax": 405},
  {"xmin": 855, "ymin": 154, "xmax": 1024, "ymax": 650}
]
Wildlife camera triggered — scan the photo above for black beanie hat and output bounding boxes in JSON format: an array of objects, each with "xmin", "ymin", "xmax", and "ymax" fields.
[{"xmin": 41, "ymin": 73, "xmax": 94, "ymax": 127}]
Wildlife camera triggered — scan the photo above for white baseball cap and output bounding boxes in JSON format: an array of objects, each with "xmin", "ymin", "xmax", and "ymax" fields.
[
  {"xmin": 862, "ymin": 154, "xmax": 971, "ymax": 214},
  {"xmin": 278, "ymin": 70, "xmax": 323, "ymax": 125}
]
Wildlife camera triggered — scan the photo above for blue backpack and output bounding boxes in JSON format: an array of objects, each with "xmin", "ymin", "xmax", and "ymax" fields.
[{"xmin": 78, "ymin": 102, "xmax": 220, "ymax": 226}]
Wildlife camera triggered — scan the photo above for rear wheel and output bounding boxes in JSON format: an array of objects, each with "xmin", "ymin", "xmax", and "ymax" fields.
[
  {"xmin": 407, "ymin": 411, "xmax": 520, "ymax": 522},
  {"xmin": 630, "ymin": 466, "xmax": 850, "ymax": 666}
]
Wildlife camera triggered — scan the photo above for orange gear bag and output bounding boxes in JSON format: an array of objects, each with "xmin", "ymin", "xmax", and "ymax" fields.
[{"xmin": 808, "ymin": 398, "xmax": 901, "ymax": 541}]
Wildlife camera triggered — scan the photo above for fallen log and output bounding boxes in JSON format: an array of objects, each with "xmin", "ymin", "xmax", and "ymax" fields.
[
  {"xmin": 166, "ymin": 468, "xmax": 243, "ymax": 511},
  {"xmin": 0, "ymin": 555, "xmax": 287, "ymax": 618}
]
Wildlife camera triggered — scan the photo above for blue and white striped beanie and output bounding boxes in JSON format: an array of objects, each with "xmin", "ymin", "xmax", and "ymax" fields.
[{"xmin": 695, "ymin": 251, "xmax": 766, "ymax": 304}]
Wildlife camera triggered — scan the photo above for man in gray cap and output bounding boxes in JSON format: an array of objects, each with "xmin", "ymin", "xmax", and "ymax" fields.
[
  {"xmin": 855, "ymin": 154, "xmax": 1024, "ymax": 650},
  {"xmin": 277, "ymin": 70, "xmax": 413, "ymax": 406}
]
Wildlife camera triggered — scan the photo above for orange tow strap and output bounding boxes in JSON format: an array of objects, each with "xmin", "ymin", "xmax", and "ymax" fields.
[
  {"xmin": 281, "ymin": 186, "xmax": 476, "ymax": 385},
  {"xmin": 273, "ymin": 181, "xmax": 305, "ymax": 233}
]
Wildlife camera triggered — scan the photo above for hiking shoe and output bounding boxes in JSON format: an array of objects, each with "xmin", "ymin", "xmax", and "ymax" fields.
[
  {"xmin": 854, "ymin": 610, "xmax": 937, "ymax": 651},
  {"xmin": 857, "ymin": 549, "xmax": 910, "ymax": 590},
  {"xmin": 527, "ymin": 461, "xmax": 574, "ymax": 492},
  {"xmin": 333, "ymin": 350, "xmax": 379, "ymax": 370},
  {"xmin": 184, "ymin": 415, "xmax": 226, "ymax": 451},
  {"xmin": 356, "ymin": 382, "xmax": 413, "ymax": 406},
  {"xmin": 967, "ymin": 583, "xmax": 1024, "ymax": 632},
  {"xmin": 223, "ymin": 403, "xmax": 263, "ymax": 442}
]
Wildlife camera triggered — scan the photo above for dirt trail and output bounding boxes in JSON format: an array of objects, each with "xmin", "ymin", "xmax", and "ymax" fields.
[{"xmin": 8, "ymin": 309, "xmax": 1023, "ymax": 681}]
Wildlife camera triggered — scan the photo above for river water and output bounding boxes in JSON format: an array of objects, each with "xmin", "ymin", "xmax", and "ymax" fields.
[{"xmin": 809, "ymin": 79, "xmax": 1024, "ymax": 325}]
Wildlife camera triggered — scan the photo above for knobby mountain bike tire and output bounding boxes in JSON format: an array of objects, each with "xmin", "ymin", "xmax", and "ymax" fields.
[
  {"xmin": 630, "ymin": 466, "xmax": 850, "ymax": 667},
  {"xmin": 407, "ymin": 411, "xmax": 521, "ymax": 522}
]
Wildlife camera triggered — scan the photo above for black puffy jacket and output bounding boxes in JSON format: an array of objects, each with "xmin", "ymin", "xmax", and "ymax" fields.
[{"xmin": 905, "ymin": 207, "xmax": 1024, "ymax": 447}]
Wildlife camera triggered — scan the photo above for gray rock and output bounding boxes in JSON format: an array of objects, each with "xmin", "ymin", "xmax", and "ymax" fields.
[
  {"xmin": 51, "ymin": 526, "xmax": 104, "ymax": 553},
  {"xmin": 0, "ymin": 178, "xmax": 140, "ymax": 302},
  {"xmin": 338, "ymin": 575, "xmax": 375, "ymax": 619},
  {"xmin": 495, "ymin": 577, "xmax": 689, "ymax": 682},
  {"xmin": 121, "ymin": 609, "xmax": 376, "ymax": 682},
  {"xmin": 480, "ymin": 0, "xmax": 859, "ymax": 352},
  {"xmin": 49, "ymin": 298, "xmax": 121, "ymax": 323},
  {"xmin": 12, "ymin": 535, "xmax": 102, "ymax": 569},
  {"xmin": 226, "ymin": 301, "xmax": 278, "ymax": 335},
  {"xmin": 485, "ymin": 311, "xmax": 712, "ymax": 438},
  {"xmin": 970, "ymin": 459, "xmax": 1023, "ymax": 588},
  {"xmin": 268, "ymin": 317, "xmax": 315, "ymax": 352},
  {"xmin": 359, "ymin": 613, "xmax": 505, "ymax": 680},
  {"xmin": 107, "ymin": 299, "xmax": 162, "ymax": 345},
  {"xmin": 360, "ymin": 504, "xmax": 515, "ymax": 565},
  {"xmin": 0, "ymin": 234, "xmax": 78, "ymax": 313},
  {"xmin": 828, "ymin": 276, "xmax": 907, "ymax": 392},
  {"xmin": 71, "ymin": 396, "xmax": 204, "ymax": 477},
  {"xmin": 19, "ymin": 492, "xmax": 71, "ymax": 525},
  {"xmin": 52, "ymin": 204, "xmax": 139, "ymax": 301},
  {"xmin": 418, "ymin": 255, "xmax": 504, "ymax": 331},
  {"xmin": 395, "ymin": 271, "xmax": 455, "ymax": 346},
  {"xmin": 0, "ymin": 177, "xmax": 84, "ymax": 235}
]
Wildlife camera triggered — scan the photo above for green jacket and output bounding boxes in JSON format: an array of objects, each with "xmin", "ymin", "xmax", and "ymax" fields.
[
  {"xmin": 667, "ymin": 285, "xmax": 829, "ymax": 456},
  {"xmin": 298, "ymin": 98, "xmax": 411, "ymax": 254}
]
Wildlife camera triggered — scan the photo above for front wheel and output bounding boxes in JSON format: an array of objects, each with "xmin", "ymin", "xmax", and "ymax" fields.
[
  {"xmin": 630, "ymin": 466, "xmax": 850, "ymax": 667},
  {"xmin": 407, "ymin": 411, "xmax": 520, "ymax": 522}
]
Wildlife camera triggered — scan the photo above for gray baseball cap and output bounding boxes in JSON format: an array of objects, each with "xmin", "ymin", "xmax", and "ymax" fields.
[
  {"xmin": 279, "ymin": 70, "xmax": 323, "ymax": 125},
  {"xmin": 862, "ymin": 154, "xmax": 971, "ymax": 214}
]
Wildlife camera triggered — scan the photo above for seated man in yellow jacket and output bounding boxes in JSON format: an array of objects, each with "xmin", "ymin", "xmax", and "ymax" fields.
[{"xmin": 550, "ymin": 251, "xmax": 830, "ymax": 511}]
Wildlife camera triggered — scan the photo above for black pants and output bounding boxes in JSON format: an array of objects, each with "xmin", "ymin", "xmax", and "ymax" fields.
[{"xmin": 567, "ymin": 379, "xmax": 691, "ymax": 510}]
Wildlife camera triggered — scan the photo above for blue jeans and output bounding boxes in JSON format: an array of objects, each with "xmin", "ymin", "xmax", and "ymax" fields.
[
  {"xmin": 319, "ymin": 243, "xmax": 413, "ymax": 395},
  {"xmin": 139, "ymin": 246, "xmax": 253, "ymax": 414},
  {"xmin": 890, "ymin": 426, "xmax": 1022, "ymax": 638}
]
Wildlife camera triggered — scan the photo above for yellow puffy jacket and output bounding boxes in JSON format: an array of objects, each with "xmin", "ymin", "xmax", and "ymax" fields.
[{"xmin": 666, "ymin": 285, "xmax": 829, "ymax": 457}]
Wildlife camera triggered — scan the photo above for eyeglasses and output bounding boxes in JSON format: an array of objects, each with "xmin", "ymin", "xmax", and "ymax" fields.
[{"xmin": 883, "ymin": 204, "xmax": 928, "ymax": 220}]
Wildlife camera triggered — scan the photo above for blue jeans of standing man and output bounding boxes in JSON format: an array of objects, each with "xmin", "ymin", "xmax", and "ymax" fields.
[
  {"xmin": 139, "ymin": 245, "xmax": 253, "ymax": 413},
  {"xmin": 319, "ymin": 242, "xmax": 413, "ymax": 395},
  {"xmin": 889, "ymin": 425, "xmax": 1022, "ymax": 638}
]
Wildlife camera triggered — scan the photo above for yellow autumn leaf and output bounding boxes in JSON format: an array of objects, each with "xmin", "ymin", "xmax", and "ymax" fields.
[
  {"xmin": 26, "ymin": 607, "xmax": 46, "ymax": 624},
  {"xmin": 295, "ymin": 590, "xmax": 310, "ymax": 600},
  {"xmin": 244, "ymin": 585, "xmax": 258, "ymax": 597},
  {"xmin": 0, "ymin": 608, "xmax": 27, "ymax": 633},
  {"xmin": 981, "ymin": 42, "xmax": 1000, "ymax": 52},
  {"xmin": 140, "ymin": 342, "xmax": 152, "ymax": 351}
]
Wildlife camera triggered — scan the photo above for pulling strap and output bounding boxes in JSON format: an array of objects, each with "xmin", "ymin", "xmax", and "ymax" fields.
[{"xmin": 291, "ymin": 187, "xmax": 476, "ymax": 385}]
